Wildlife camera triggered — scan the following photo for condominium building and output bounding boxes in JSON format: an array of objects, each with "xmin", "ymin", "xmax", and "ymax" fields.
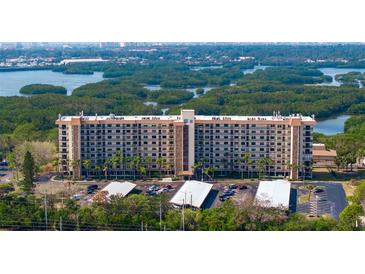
[{"xmin": 56, "ymin": 109, "xmax": 316, "ymax": 180}]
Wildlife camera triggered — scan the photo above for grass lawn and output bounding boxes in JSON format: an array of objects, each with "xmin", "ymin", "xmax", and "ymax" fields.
[
  {"xmin": 215, "ymin": 178, "xmax": 259, "ymax": 184},
  {"xmin": 342, "ymin": 181, "xmax": 356, "ymax": 198},
  {"xmin": 298, "ymin": 194, "xmax": 310, "ymax": 204},
  {"xmin": 312, "ymin": 168, "xmax": 365, "ymax": 181}
]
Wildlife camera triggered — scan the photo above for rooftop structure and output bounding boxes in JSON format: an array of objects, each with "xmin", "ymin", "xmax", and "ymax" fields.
[
  {"xmin": 255, "ymin": 180, "xmax": 291, "ymax": 209},
  {"xmin": 170, "ymin": 180, "xmax": 213, "ymax": 208},
  {"xmin": 100, "ymin": 181, "xmax": 136, "ymax": 198},
  {"xmin": 313, "ymin": 143, "xmax": 337, "ymax": 167},
  {"xmin": 58, "ymin": 113, "xmax": 315, "ymax": 124}
]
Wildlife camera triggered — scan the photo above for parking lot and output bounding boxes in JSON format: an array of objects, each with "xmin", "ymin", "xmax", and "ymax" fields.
[
  {"xmin": 21, "ymin": 176, "xmax": 351, "ymax": 217},
  {"xmin": 205, "ymin": 182, "xmax": 258, "ymax": 208},
  {"xmin": 39, "ymin": 179, "xmax": 260, "ymax": 208},
  {"xmin": 294, "ymin": 182, "xmax": 348, "ymax": 219}
]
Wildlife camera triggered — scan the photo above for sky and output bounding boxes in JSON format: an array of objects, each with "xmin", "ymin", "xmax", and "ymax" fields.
[{"xmin": 1, "ymin": 0, "xmax": 365, "ymax": 42}]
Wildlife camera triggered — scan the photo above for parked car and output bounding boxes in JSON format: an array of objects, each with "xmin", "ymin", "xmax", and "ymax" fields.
[
  {"xmin": 219, "ymin": 195, "xmax": 231, "ymax": 202},
  {"xmin": 228, "ymin": 184, "xmax": 238, "ymax": 189},
  {"xmin": 147, "ymin": 191, "xmax": 157, "ymax": 196},
  {"xmin": 156, "ymin": 188, "xmax": 169, "ymax": 195},
  {"xmin": 87, "ymin": 184, "xmax": 98, "ymax": 194},
  {"xmin": 71, "ymin": 194, "xmax": 82, "ymax": 201},
  {"xmin": 223, "ymin": 189, "xmax": 236, "ymax": 196},
  {"xmin": 239, "ymin": 185, "xmax": 248, "ymax": 190},
  {"xmin": 148, "ymin": 185, "xmax": 160, "ymax": 192},
  {"xmin": 314, "ymin": 188, "xmax": 324, "ymax": 193}
]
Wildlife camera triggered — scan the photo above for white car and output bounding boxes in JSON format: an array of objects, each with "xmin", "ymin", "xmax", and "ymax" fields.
[{"xmin": 71, "ymin": 194, "xmax": 82, "ymax": 201}]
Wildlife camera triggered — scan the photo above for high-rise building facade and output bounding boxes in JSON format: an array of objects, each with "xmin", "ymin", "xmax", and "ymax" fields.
[{"xmin": 56, "ymin": 109, "xmax": 316, "ymax": 180}]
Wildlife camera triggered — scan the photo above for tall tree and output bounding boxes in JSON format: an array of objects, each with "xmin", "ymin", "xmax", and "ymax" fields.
[
  {"xmin": 21, "ymin": 151, "xmax": 35, "ymax": 191},
  {"xmin": 82, "ymin": 159, "xmax": 91, "ymax": 179},
  {"xmin": 111, "ymin": 152, "xmax": 121, "ymax": 179},
  {"xmin": 240, "ymin": 152, "xmax": 250, "ymax": 179}
]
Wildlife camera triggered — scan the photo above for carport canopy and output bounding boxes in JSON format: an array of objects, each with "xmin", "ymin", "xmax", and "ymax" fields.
[
  {"xmin": 101, "ymin": 181, "xmax": 137, "ymax": 198},
  {"xmin": 170, "ymin": 180, "xmax": 213, "ymax": 208},
  {"xmin": 255, "ymin": 179, "xmax": 291, "ymax": 209}
]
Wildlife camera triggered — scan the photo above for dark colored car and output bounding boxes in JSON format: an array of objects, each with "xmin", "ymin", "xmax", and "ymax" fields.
[
  {"xmin": 239, "ymin": 185, "xmax": 248, "ymax": 190},
  {"xmin": 87, "ymin": 184, "xmax": 98, "ymax": 194},
  {"xmin": 314, "ymin": 188, "xmax": 324, "ymax": 193},
  {"xmin": 228, "ymin": 184, "xmax": 238, "ymax": 189},
  {"xmin": 223, "ymin": 189, "xmax": 236, "ymax": 196}
]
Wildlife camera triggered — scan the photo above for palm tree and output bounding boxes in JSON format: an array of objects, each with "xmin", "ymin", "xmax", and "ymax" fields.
[
  {"xmin": 70, "ymin": 160, "xmax": 80, "ymax": 180},
  {"xmin": 192, "ymin": 161, "xmax": 202, "ymax": 179},
  {"xmin": 223, "ymin": 152, "xmax": 229, "ymax": 176},
  {"xmin": 240, "ymin": 152, "xmax": 250, "ymax": 179},
  {"xmin": 130, "ymin": 155, "xmax": 142, "ymax": 179},
  {"xmin": 305, "ymin": 184, "xmax": 316, "ymax": 202},
  {"xmin": 165, "ymin": 162, "xmax": 173, "ymax": 176},
  {"xmin": 144, "ymin": 156, "xmax": 153, "ymax": 178},
  {"xmin": 125, "ymin": 156, "xmax": 132, "ymax": 178},
  {"xmin": 257, "ymin": 158, "xmax": 266, "ymax": 179},
  {"xmin": 247, "ymin": 158, "xmax": 253, "ymax": 178},
  {"xmin": 285, "ymin": 161, "xmax": 293, "ymax": 179},
  {"xmin": 103, "ymin": 159, "xmax": 110, "ymax": 180},
  {"xmin": 82, "ymin": 159, "xmax": 91, "ymax": 179},
  {"xmin": 111, "ymin": 152, "xmax": 121, "ymax": 179},
  {"xmin": 118, "ymin": 153, "xmax": 126, "ymax": 179},
  {"xmin": 304, "ymin": 162, "xmax": 313, "ymax": 180},
  {"xmin": 265, "ymin": 157, "xmax": 273, "ymax": 177},
  {"xmin": 204, "ymin": 167, "xmax": 215, "ymax": 181},
  {"xmin": 94, "ymin": 165, "xmax": 102, "ymax": 180},
  {"xmin": 138, "ymin": 166, "xmax": 147, "ymax": 179},
  {"xmin": 156, "ymin": 157, "xmax": 166, "ymax": 177}
]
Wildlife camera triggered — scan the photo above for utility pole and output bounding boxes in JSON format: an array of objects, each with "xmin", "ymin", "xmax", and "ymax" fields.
[
  {"xmin": 159, "ymin": 199, "xmax": 162, "ymax": 231},
  {"xmin": 76, "ymin": 213, "xmax": 79, "ymax": 231},
  {"xmin": 60, "ymin": 196, "xmax": 64, "ymax": 231},
  {"xmin": 181, "ymin": 197, "xmax": 185, "ymax": 231},
  {"xmin": 44, "ymin": 190, "xmax": 48, "ymax": 231}
]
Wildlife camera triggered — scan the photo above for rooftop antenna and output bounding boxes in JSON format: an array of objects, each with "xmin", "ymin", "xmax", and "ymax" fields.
[{"xmin": 58, "ymin": 113, "xmax": 61, "ymax": 119}]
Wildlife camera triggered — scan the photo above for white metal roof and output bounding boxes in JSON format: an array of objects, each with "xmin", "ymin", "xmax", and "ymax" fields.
[
  {"xmin": 255, "ymin": 180, "xmax": 291, "ymax": 209},
  {"xmin": 170, "ymin": 180, "xmax": 213, "ymax": 208},
  {"xmin": 101, "ymin": 181, "xmax": 136, "ymax": 198}
]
